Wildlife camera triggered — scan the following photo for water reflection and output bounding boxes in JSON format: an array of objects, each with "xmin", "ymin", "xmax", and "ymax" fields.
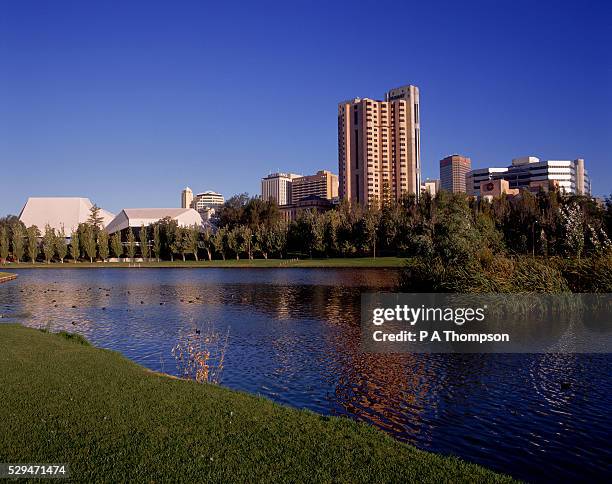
[{"xmin": 1, "ymin": 268, "xmax": 610, "ymax": 482}]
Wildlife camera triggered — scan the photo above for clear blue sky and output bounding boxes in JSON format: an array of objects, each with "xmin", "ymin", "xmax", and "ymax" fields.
[{"xmin": 1, "ymin": 0, "xmax": 610, "ymax": 215}]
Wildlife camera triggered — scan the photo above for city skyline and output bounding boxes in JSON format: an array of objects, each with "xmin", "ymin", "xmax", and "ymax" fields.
[{"xmin": 1, "ymin": 1, "xmax": 610, "ymax": 216}]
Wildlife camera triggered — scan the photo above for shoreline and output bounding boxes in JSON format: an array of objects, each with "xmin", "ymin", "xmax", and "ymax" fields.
[
  {"xmin": 0, "ymin": 257, "xmax": 406, "ymax": 270},
  {"xmin": 0, "ymin": 324, "xmax": 514, "ymax": 482},
  {"xmin": 0, "ymin": 272, "xmax": 17, "ymax": 282}
]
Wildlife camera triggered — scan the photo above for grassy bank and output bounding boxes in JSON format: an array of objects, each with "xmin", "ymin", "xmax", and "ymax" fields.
[
  {"xmin": 0, "ymin": 325, "xmax": 513, "ymax": 483},
  {"xmin": 1, "ymin": 257, "xmax": 406, "ymax": 269},
  {"xmin": 0, "ymin": 271, "xmax": 17, "ymax": 282}
]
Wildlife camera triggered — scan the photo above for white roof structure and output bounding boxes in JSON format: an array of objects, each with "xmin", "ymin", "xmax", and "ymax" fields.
[
  {"xmin": 105, "ymin": 208, "xmax": 204, "ymax": 234},
  {"xmin": 19, "ymin": 197, "xmax": 115, "ymax": 233}
]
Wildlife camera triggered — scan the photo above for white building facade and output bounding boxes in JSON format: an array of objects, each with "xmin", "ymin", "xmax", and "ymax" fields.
[
  {"xmin": 466, "ymin": 157, "xmax": 590, "ymax": 197},
  {"xmin": 261, "ymin": 172, "xmax": 302, "ymax": 206}
]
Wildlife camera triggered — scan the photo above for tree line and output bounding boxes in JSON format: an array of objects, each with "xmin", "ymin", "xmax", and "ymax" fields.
[{"xmin": 1, "ymin": 191, "xmax": 611, "ymax": 264}]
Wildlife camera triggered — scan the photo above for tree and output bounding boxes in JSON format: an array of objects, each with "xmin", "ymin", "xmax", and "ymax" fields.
[
  {"xmin": 55, "ymin": 227, "xmax": 68, "ymax": 263},
  {"xmin": 0, "ymin": 226, "xmax": 9, "ymax": 262},
  {"xmin": 185, "ymin": 224, "xmax": 200, "ymax": 261},
  {"xmin": 152, "ymin": 224, "xmax": 161, "ymax": 261},
  {"xmin": 362, "ymin": 208, "xmax": 381, "ymax": 258},
  {"xmin": 139, "ymin": 224, "xmax": 149, "ymax": 260},
  {"xmin": 98, "ymin": 230, "xmax": 109, "ymax": 261},
  {"xmin": 213, "ymin": 227, "xmax": 226, "ymax": 260},
  {"xmin": 42, "ymin": 224, "xmax": 56, "ymax": 263},
  {"xmin": 560, "ymin": 202, "xmax": 585, "ymax": 259},
  {"xmin": 291, "ymin": 210, "xmax": 324, "ymax": 258},
  {"xmin": 26, "ymin": 226, "xmax": 40, "ymax": 263},
  {"xmin": 70, "ymin": 230, "xmax": 80, "ymax": 262},
  {"xmin": 127, "ymin": 228, "xmax": 136, "ymax": 261},
  {"xmin": 226, "ymin": 227, "xmax": 241, "ymax": 260},
  {"xmin": 168, "ymin": 225, "xmax": 181, "ymax": 262},
  {"xmin": 241, "ymin": 225, "xmax": 253, "ymax": 259},
  {"xmin": 12, "ymin": 224, "xmax": 25, "ymax": 263},
  {"xmin": 254, "ymin": 224, "xmax": 267, "ymax": 259},
  {"xmin": 82, "ymin": 224, "xmax": 97, "ymax": 263},
  {"xmin": 111, "ymin": 232, "xmax": 123, "ymax": 260},
  {"xmin": 201, "ymin": 225, "xmax": 213, "ymax": 261},
  {"xmin": 87, "ymin": 204, "xmax": 105, "ymax": 230},
  {"xmin": 178, "ymin": 227, "xmax": 190, "ymax": 261}
]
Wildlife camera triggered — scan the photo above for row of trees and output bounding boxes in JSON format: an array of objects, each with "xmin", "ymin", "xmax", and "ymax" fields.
[
  {"xmin": 1, "ymin": 190, "xmax": 611, "ymax": 263},
  {"xmin": 211, "ymin": 189, "xmax": 612, "ymax": 260}
]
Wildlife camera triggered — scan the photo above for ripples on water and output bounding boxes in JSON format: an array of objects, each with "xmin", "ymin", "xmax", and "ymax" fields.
[{"xmin": 1, "ymin": 268, "xmax": 610, "ymax": 482}]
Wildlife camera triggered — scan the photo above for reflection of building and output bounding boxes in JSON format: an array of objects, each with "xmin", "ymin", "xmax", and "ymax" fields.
[
  {"xmin": 19, "ymin": 197, "xmax": 115, "ymax": 233},
  {"xmin": 440, "ymin": 155, "xmax": 471, "ymax": 193},
  {"xmin": 181, "ymin": 187, "xmax": 193, "ymax": 209},
  {"xmin": 261, "ymin": 172, "xmax": 302, "ymax": 206},
  {"xmin": 466, "ymin": 157, "xmax": 591, "ymax": 197},
  {"xmin": 280, "ymin": 195, "xmax": 335, "ymax": 223},
  {"xmin": 338, "ymin": 84, "xmax": 421, "ymax": 207},
  {"xmin": 105, "ymin": 208, "xmax": 203, "ymax": 234},
  {"xmin": 420, "ymin": 179, "xmax": 440, "ymax": 197},
  {"xmin": 291, "ymin": 170, "xmax": 339, "ymax": 203}
]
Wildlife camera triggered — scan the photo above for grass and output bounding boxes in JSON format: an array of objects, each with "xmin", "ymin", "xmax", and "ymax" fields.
[
  {"xmin": 1, "ymin": 257, "xmax": 407, "ymax": 269},
  {"xmin": 0, "ymin": 324, "xmax": 514, "ymax": 483},
  {"xmin": 0, "ymin": 271, "xmax": 17, "ymax": 281}
]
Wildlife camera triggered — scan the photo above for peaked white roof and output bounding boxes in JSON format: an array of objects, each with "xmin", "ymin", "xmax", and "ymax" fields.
[
  {"xmin": 19, "ymin": 197, "xmax": 115, "ymax": 233},
  {"xmin": 105, "ymin": 208, "xmax": 203, "ymax": 234}
]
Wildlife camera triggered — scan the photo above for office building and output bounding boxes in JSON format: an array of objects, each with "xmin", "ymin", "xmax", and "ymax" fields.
[
  {"xmin": 261, "ymin": 172, "xmax": 302, "ymax": 206},
  {"xmin": 192, "ymin": 191, "xmax": 224, "ymax": 211},
  {"xmin": 421, "ymin": 179, "xmax": 440, "ymax": 197},
  {"xmin": 466, "ymin": 157, "xmax": 591, "ymax": 197},
  {"xmin": 440, "ymin": 155, "xmax": 471, "ymax": 193},
  {"xmin": 291, "ymin": 170, "xmax": 339, "ymax": 203},
  {"xmin": 280, "ymin": 195, "xmax": 335, "ymax": 223},
  {"xmin": 479, "ymin": 179, "xmax": 519, "ymax": 201},
  {"xmin": 466, "ymin": 168, "xmax": 510, "ymax": 196},
  {"xmin": 181, "ymin": 187, "xmax": 193, "ymax": 209},
  {"xmin": 338, "ymin": 84, "xmax": 421, "ymax": 207}
]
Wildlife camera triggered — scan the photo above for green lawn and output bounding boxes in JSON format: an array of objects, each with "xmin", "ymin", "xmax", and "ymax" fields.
[
  {"xmin": 0, "ymin": 271, "xmax": 16, "ymax": 281},
  {"xmin": 3, "ymin": 257, "xmax": 407, "ymax": 269},
  {"xmin": 0, "ymin": 325, "xmax": 514, "ymax": 483}
]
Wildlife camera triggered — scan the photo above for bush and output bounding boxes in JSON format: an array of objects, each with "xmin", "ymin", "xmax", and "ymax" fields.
[
  {"xmin": 549, "ymin": 253, "xmax": 612, "ymax": 292},
  {"xmin": 400, "ymin": 254, "xmax": 571, "ymax": 293}
]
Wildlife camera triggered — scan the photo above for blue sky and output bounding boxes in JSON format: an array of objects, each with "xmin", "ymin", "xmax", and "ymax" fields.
[{"xmin": 1, "ymin": 0, "xmax": 610, "ymax": 215}]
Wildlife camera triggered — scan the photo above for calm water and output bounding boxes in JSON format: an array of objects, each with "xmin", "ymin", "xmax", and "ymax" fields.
[{"xmin": 1, "ymin": 268, "xmax": 610, "ymax": 482}]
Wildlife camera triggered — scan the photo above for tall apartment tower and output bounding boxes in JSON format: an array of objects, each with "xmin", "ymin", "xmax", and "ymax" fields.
[
  {"xmin": 338, "ymin": 84, "xmax": 421, "ymax": 207},
  {"xmin": 440, "ymin": 155, "xmax": 471, "ymax": 193},
  {"xmin": 181, "ymin": 187, "xmax": 193, "ymax": 209}
]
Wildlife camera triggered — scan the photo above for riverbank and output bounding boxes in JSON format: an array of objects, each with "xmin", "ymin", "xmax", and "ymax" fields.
[
  {"xmin": 0, "ymin": 325, "xmax": 513, "ymax": 482},
  {"xmin": 0, "ymin": 271, "xmax": 17, "ymax": 282},
  {"xmin": 0, "ymin": 257, "xmax": 406, "ymax": 269}
]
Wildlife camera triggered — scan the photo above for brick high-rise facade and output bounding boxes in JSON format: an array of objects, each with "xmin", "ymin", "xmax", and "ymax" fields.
[
  {"xmin": 291, "ymin": 170, "xmax": 338, "ymax": 203},
  {"xmin": 338, "ymin": 84, "xmax": 421, "ymax": 207},
  {"xmin": 440, "ymin": 155, "xmax": 471, "ymax": 193}
]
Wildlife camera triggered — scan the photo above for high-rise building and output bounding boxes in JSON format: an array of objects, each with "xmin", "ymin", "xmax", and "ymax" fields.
[
  {"xmin": 421, "ymin": 178, "xmax": 440, "ymax": 197},
  {"xmin": 440, "ymin": 155, "xmax": 471, "ymax": 193},
  {"xmin": 181, "ymin": 187, "xmax": 193, "ymax": 209},
  {"xmin": 291, "ymin": 170, "xmax": 339, "ymax": 203},
  {"xmin": 338, "ymin": 84, "xmax": 421, "ymax": 207},
  {"xmin": 466, "ymin": 157, "xmax": 591, "ymax": 197},
  {"xmin": 192, "ymin": 191, "xmax": 224, "ymax": 211},
  {"xmin": 261, "ymin": 172, "xmax": 302, "ymax": 206}
]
